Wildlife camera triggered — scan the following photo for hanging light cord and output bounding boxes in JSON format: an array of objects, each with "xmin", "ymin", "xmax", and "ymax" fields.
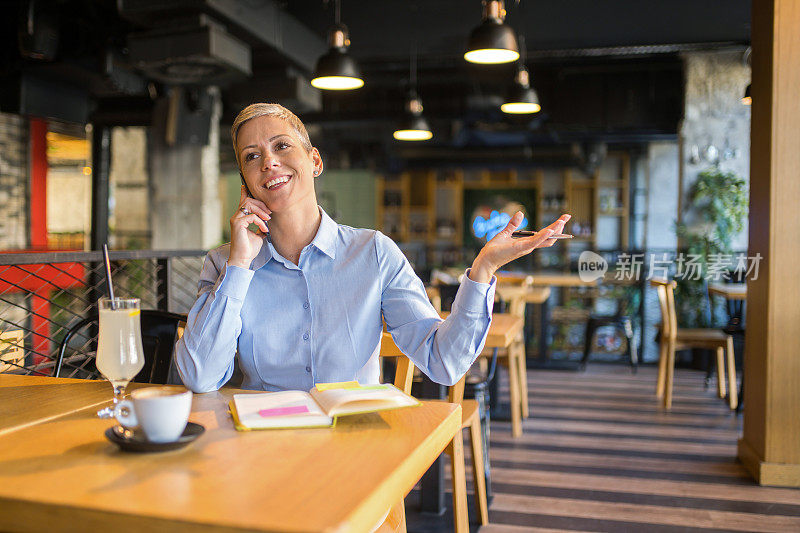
[{"xmin": 410, "ymin": 43, "xmax": 417, "ymax": 89}]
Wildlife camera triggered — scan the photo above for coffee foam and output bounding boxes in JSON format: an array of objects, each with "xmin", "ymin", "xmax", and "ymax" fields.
[{"xmin": 133, "ymin": 387, "xmax": 189, "ymax": 399}]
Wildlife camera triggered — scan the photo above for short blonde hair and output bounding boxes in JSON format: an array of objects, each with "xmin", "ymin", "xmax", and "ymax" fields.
[{"xmin": 230, "ymin": 103, "xmax": 313, "ymax": 168}]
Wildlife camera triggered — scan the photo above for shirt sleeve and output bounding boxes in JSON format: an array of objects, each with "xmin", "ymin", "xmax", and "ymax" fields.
[
  {"xmin": 173, "ymin": 249, "xmax": 254, "ymax": 392},
  {"xmin": 376, "ymin": 232, "xmax": 496, "ymax": 386}
]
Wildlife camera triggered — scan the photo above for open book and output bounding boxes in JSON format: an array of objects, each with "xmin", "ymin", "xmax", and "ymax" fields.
[{"xmin": 229, "ymin": 381, "xmax": 420, "ymax": 430}]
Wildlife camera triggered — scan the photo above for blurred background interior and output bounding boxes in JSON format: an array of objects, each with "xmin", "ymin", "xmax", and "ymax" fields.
[
  {"xmin": 9, "ymin": 3, "xmax": 800, "ymax": 530},
  {"xmin": 0, "ymin": 0, "xmax": 753, "ymax": 371}
]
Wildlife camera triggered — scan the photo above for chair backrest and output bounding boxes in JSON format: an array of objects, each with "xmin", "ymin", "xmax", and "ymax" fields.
[
  {"xmin": 425, "ymin": 286, "xmax": 442, "ymax": 313},
  {"xmin": 56, "ymin": 310, "xmax": 188, "ymax": 384},
  {"xmin": 435, "ymin": 283, "xmax": 461, "ymax": 312},
  {"xmin": 379, "ymin": 332, "xmax": 416, "ymax": 394},
  {"xmin": 379, "ymin": 332, "xmax": 471, "ymax": 407},
  {"xmin": 650, "ymin": 278, "xmax": 678, "ymax": 340}
]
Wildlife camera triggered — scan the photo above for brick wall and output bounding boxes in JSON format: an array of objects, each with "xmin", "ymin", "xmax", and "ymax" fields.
[{"xmin": 0, "ymin": 113, "xmax": 29, "ymax": 249}]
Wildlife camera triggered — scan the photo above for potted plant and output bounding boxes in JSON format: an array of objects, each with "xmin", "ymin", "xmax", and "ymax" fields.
[{"xmin": 674, "ymin": 167, "xmax": 748, "ymax": 327}]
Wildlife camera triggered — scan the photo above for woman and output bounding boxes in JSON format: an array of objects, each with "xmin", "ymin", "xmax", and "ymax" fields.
[{"xmin": 175, "ymin": 103, "xmax": 569, "ymax": 393}]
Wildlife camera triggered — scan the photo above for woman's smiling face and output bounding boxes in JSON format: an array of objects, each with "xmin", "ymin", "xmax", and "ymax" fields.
[{"xmin": 236, "ymin": 115, "xmax": 322, "ymax": 213}]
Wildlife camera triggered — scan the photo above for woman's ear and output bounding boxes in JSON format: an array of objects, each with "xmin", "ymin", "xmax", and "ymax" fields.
[{"xmin": 311, "ymin": 147, "xmax": 323, "ymax": 177}]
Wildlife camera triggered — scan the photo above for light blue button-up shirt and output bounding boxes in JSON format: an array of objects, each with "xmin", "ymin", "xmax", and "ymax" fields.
[{"xmin": 175, "ymin": 208, "xmax": 496, "ymax": 393}]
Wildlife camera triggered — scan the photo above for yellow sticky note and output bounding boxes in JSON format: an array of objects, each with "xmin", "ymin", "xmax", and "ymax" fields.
[
  {"xmin": 128, "ymin": 309, "xmax": 141, "ymax": 317},
  {"xmin": 314, "ymin": 381, "xmax": 361, "ymax": 392}
]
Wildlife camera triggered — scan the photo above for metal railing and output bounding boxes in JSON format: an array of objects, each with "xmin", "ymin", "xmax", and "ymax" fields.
[{"xmin": 0, "ymin": 249, "xmax": 206, "ymax": 378}]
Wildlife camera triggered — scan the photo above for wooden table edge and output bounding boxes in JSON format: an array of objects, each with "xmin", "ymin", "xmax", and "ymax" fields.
[
  {"xmin": 336, "ymin": 402, "xmax": 462, "ymax": 532},
  {"xmin": 0, "ymin": 395, "xmax": 462, "ymax": 533}
]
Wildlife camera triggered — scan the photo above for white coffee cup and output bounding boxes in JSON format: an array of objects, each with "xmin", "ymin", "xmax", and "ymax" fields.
[{"xmin": 114, "ymin": 387, "xmax": 193, "ymax": 443}]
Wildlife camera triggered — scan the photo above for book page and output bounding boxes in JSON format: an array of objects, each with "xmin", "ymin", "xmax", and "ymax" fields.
[
  {"xmin": 232, "ymin": 391, "xmax": 332, "ymax": 429},
  {"xmin": 310, "ymin": 384, "xmax": 419, "ymax": 417}
]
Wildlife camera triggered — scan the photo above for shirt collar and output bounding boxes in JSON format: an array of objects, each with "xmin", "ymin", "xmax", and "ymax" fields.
[
  {"xmin": 249, "ymin": 206, "xmax": 337, "ymax": 270},
  {"xmin": 310, "ymin": 207, "xmax": 338, "ymax": 260}
]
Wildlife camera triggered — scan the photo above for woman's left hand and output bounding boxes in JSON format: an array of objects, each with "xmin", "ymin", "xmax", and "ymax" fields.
[{"xmin": 468, "ymin": 212, "xmax": 571, "ymax": 283}]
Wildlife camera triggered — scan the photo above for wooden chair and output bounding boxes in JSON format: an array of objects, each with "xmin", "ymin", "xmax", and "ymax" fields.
[
  {"xmin": 375, "ymin": 338, "xmax": 418, "ymax": 533},
  {"xmin": 55, "ymin": 310, "xmax": 188, "ymax": 384},
  {"xmin": 446, "ymin": 373, "xmax": 490, "ymax": 527},
  {"xmin": 650, "ymin": 278, "xmax": 737, "ymax": 410},
  {"xmin": 494, "ymin": 281, "xmax": 532, "ymax": 436},
  {"xmin": 427, "ymin": 282, "xmax": 487, "ymax": 525},
  {"xmin": 381, "ymin": 332, "xmax": 485, "ymax": 531}
]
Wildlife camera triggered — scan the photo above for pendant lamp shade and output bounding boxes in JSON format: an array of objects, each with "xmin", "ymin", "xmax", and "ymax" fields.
[
  {"xmin": 465, "ymin": 0, "xmax": 519, "ymax": 64},
  {"xmin": 741, "ymin": 83, "xmax": 751, "ymax": 105},
  {"xmin": 501, "ymin": 68, "xmax": 541, "ymax": 114},
  {"xmin": 311, "ymin": 23, "xmax": 364, "ymax": 90},
  {"xmin": 393, "ymin": 93, "xmax": 432, "ymax": 141}
]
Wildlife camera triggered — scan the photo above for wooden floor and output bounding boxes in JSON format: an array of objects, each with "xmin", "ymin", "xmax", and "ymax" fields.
[{"xmin": 404, "ymin": 365, "xmax": 800, "ymax": 533}]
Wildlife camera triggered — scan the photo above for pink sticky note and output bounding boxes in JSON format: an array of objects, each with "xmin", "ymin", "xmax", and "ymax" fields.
[{"xmin": 258, "ymin": 405, "xmax": 310, "ymax": 418}]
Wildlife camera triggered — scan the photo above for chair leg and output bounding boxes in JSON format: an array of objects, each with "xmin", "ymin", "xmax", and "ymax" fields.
[
  {"xmin": 656, "ymin": 340, "xmax": 668, "ymax": 398},
  {"xmin": 447, "ymin": 435, "xmax": 469, "ymax": 533},
  {"xmin": 581, "ymin": 319, "xmax": 597, "ymax": 369},
  {"xmin": 507, "ymin": 347, "xmax": 522, "ymax": 438},
  {"xmin": 663, "ymin": 340, "xmax": 676, "ymax": 409},
  {"xmin": 726, "ymin": 336, "xmax": 738, "ymax": 410},
  {"xmin": 623, "ymin": 318, "xmax": 638, "ymax": 374},
  {"xmin": 515, "ymin": 340, "xmax": 529, "ymax": 419},
  {"xmin": 715, "ymin": 346, "xmax": 727, "ymax": 399},
  {"xmin": 474, "ymin": 385, "xmax": 492, "ymax": 501},
  {"xmin": 468, "ymin": 418, "xmax": 489, "ymax": 525}
]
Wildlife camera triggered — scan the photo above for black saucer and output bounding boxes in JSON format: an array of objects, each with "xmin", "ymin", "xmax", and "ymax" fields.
[{"xmin": 105, "ymin": 422, "xmax": 205, "ymax": 453}]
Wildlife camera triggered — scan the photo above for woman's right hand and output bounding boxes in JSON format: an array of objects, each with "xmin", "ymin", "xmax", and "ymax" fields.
[{"xmin": 228, "ymin": 185, "xmax": 271, "ymax": 269}]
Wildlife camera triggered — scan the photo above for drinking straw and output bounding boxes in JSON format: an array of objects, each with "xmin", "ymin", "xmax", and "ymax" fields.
[{"xmin": 102, "ymin": 243, "xmax": 117, "ymax": 310}]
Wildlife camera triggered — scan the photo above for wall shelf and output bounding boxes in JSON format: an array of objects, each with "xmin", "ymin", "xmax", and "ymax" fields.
[{"xmin": 376, "ymin": 153, "xmax": 631, "ymax": 271}]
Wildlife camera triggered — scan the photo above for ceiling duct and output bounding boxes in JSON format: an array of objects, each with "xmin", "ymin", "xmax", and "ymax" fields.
[
  {"xmin": 17, "ymin": 0, "xmax": 59, "ymax": 61},
  {"xmin": 577, "ymin": 141, "xmax": 608, "ymax": 174},
  {"xmin": 397, "ymin": 144, "xmax": 583, "ymax": 166},
  {"xmin": 127, "ymin": 15, "xmax": 251, "ymax": 85},
  {"xmin": 227, "ymin": 68, "xmax": 321, "ymax": 114},
  {"xmin": 117, "ymin": 0, "xmax": 324, "ymax": 72}
]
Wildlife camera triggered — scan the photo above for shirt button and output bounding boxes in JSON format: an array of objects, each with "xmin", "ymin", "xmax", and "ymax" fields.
[
  {"xmin": 297, "ymin": 271, "xmax": 303, "ymax": 277},
  {"xmin": 303, "ymin": 301, "xmax": 309, "ymax": 309},
  {"xmin": 305, "ymin": 366, "xmax": 311, "ymax": 373},
  {"xmin": 303, "ymin": 332, "xmax": 309, "ymax": 341}
]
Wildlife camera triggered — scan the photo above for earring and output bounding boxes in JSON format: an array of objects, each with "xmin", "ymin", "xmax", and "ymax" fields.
[{"xmin": 314, "ymin": 170, "xmax": 320, "ymax": 176}]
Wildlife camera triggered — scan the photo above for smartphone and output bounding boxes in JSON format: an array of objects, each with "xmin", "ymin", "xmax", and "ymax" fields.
[
  {"xmin": 240, "ymin": 172, "xmax": 254, "ymax": 198},
  {"xmin": 511, "ymin": 231, "xmax": 573, "ymax": 239},
  {"xmin": 240, "ymin": 173, "xmax": 271, "ymax": 239}
]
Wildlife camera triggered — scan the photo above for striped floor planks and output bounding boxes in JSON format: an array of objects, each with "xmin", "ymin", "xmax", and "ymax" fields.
[{"xmin": 404, "ymin": 365, "xmax": 800, "ymax": 533}]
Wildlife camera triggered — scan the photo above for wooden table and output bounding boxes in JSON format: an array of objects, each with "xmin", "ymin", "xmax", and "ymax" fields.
[
  {"xmin": 0, "ymin": 374, "xmax": 111, "ymax": 437},
  {"xmin": 708, "ymin": 282, "xmax": 747, "ymax": 300},
  {"xmin": 708, "ymin": 282, "xmax": 748, "ymax": 331},
  {"xmin": 497, "ymin": 270, "xmax": 596, "ymax": 288},
  {"xmin": 498, "ymin": 271, "xmax": 598, "ymax": 367},
  {"xmin": 708, "ymin": 282, "xmax": 747, "ymax": 412},
  {"xmin": 0, "ymin": 375, "xmax": 462, "ymax": 533},
  {"xmin": 495, "ymin": 284, "xmax": 551, "ymax": 306}
]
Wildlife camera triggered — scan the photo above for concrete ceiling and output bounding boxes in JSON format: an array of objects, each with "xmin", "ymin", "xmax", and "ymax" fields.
[{"xmin": 0, "ymin": 0, "xmax": 751, "ymax": 164}]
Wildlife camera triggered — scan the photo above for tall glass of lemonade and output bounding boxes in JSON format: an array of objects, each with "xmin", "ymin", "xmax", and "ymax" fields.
[{"xmin": 96, "ymin": 298, "xmax": 145, "ymax": 409}]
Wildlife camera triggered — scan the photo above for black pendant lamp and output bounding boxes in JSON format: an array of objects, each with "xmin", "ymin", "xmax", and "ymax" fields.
[
  {"xmin": 501, "ymin": 37, "xmax": 540, "ymax": 114},
  {"xmin": 464, "ymin": 0, "xmax": 520, "ymax": 65},
  {"xmin": 502, "ymin": 68, "xmax": 540, "ymax": 114},
  {"xmin": 311, "ymin": 1, "xmax": 364, "ymax": 91},
  {"xmin": 394, "ymin": 49, "xmax": 432, "ymax": 141},
  {"xmin": 394, "ymin": 91, "xmax": 433, "ymax": 141},
  {"xmin": 741, "ymin": 84, "xmax": 751, "ymax": 105}
]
